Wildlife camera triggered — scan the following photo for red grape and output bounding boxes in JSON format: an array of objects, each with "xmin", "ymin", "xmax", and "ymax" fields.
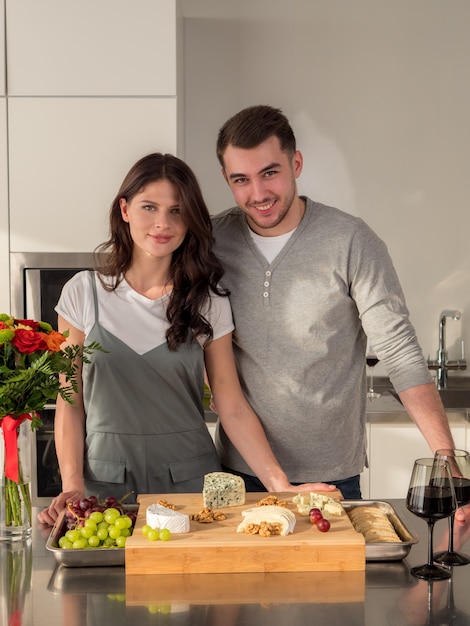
[
  {"xmin": 79, "ymin": 498, "xmax": 91, "ymax": 511},
  {"xmin": 309, "ymin": 508, "xmax": 323, "ymax": 524},
  {"xmin": 316, "ymin": 518, "xmax": 331, "ymax": 532}
]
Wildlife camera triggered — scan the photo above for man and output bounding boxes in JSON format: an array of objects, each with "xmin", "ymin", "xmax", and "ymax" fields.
[{"xmin": 211, "ymin": 104, "xmax": 455, "ymax": 499}]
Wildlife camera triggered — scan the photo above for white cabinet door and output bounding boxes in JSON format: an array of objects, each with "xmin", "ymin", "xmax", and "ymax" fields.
[
  {"xmin": 368, "ymin": 422, "xmax": 467, "ymax": 500},
  {"xmin": 0, "ymin": 1, "xmax": 5, "ymax": 96},
  {"xmin": 0, "ymin": 99, "xmax": 8, "ymax": 313},
  {"xmin": 206, "ymin": 422, "xmax": 217, "ymax": 443},
  {"xmin": 6, "ymin": 0, "xmax": 180, "ymax": 96},
  {"xmin": 9, "ymin": 97, "xmax": 178, "ymax": 252},
  {"xmin": 360, "ymin": 421, "xmax": 371, "ymax": 499}
]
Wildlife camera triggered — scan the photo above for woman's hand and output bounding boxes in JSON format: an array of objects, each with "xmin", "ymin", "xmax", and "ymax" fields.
[{"xmin": 36, "ymin": 489, "xmax": 84, "ymax": 526}]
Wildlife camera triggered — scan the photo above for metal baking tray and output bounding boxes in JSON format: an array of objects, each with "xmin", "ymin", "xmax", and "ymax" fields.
[
  {"xmin": 46, "ymin": 505, "xmax": 138, "ymax": 567},
  {"xmin": 342, "ymin": 500, "xmax": 419, "ymax": 562}
]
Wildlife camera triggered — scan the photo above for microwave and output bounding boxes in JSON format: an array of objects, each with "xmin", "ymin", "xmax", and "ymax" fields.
[{"xmin": 10, "ymin": 252, "xmax": 95, "ymax": 330}]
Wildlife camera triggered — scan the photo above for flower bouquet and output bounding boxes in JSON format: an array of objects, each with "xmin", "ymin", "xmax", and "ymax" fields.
[{"xmin": 0, "ymin": 314, "xmax": 102, "ymax": 537}]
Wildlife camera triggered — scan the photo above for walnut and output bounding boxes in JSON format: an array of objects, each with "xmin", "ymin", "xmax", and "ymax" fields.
[
  {"xmin": 212, "ymin": 511, "xmax": 227, "ymax": 521},
  {"xmin": 243, "ymin": 523, "xmax": 261, "ymax": 535},
  {"xmin": 190, "ymin": 506, "xmax": 226, "ymax": 523},
  {"xmin": 242, "ymin": 521, "xmax": 282, "ymax": 537},
  {"xmin": 258, "ymin": 522, "xmax": 282, "ymax": 537},
  {"xmin": 256, "ymin": 495, "xmax": 289, "ymax": 508},
  {"xmin": 157, "ymin": 499, "xmax": 176, "ymax": 510}
]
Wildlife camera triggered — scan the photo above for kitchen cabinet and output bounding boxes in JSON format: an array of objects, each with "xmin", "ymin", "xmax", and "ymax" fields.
[
  {"xmin": 0, "ymin": 1, "xmax": 4, "ymax": 96},
  {"xmin": 8, "ymin": 98, "xmax": 178, "ymax": 252},
  {"xmin": 206, "ymin": 421, "xmax": 217, "ymax": 442},
  {"xmin": 0, "ymin": 99, "xmax": 8, "ymax": 314},
  {"xmin": 4, "ymin": 0, "xmax": 182, "ymax": 255},
  {"xmin": 366, "ymin": 417, "xmax": 467, "ymax": 500},
  {"xmin": 6, "ymin": 0, "xmax": 180, "ymax": 96},
  {"xmin": 360, "ymin": 422, "xmax": 371, "ymax": 498},
  {"xmin": 0, "ymin": 3, "xmax": 6, "ymax": 313}
]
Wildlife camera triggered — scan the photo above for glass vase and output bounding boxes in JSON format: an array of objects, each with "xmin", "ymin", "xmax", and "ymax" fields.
[{"xmin": 0, "ymin": 419, "xmax": 33, "ymax": 541}]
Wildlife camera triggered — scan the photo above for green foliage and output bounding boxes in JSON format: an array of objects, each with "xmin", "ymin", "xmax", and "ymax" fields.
[{"xmin": 0, "ymin": 316, "xmax": 104, "ymax": 426}]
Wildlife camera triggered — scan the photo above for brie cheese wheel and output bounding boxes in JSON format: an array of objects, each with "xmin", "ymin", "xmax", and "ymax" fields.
[
  {"xmin": 237, "ymin": 505, "xmax": 296, "ymax": 535},
  {"xmin": 146, "ymin": 504, "xmax": 190, "ymax": 534}
]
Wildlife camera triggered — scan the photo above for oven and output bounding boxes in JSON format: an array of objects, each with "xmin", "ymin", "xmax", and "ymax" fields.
[{"xmin": 10, "ymin": 252, "xmax": 95, "ymax": 506}]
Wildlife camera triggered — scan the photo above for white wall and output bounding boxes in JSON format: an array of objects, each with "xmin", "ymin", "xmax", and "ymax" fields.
[{"xmin": 182, "ymin": 0, "xmax": 470, "ymax": 371}]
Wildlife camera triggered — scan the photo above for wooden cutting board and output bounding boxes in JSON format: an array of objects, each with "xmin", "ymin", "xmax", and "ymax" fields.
[{"xmin": 125, "ymin": 492, "xmax": 365, "ymax": 575}]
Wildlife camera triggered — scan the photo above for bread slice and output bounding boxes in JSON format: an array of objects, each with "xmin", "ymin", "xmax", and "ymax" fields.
[{"xmin": 348, "ymin": 506, "xmax": 401, "ymax": 543}]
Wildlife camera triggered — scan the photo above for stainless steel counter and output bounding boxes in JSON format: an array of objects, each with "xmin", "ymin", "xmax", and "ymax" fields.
[{"xmin": 2, "ymin": 502, "xmax": 470, "ymax": 625}]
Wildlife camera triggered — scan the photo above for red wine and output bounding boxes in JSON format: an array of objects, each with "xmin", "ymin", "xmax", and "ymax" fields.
[
  {"xmin": 406, "ymin": 485, "xmax": 455, "ymax": 522},
  {"xmin": 366, "ymin": 356, "xmax": 379, "ymax": 367},
  {"xmin": 453, "ymin": 477, "xmax": 470, "ymax": 506}
]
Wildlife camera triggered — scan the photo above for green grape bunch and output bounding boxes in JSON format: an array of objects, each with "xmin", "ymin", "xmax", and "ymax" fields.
[{"xmin": 58, "ymin": 494, "xmax": 137, "ymax": 549}]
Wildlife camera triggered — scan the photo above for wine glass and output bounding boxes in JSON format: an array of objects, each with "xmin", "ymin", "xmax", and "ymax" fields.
[
  {"xmin": 433, "ymin": 448, "xmax": 470, "ymax": 567},
  {"xmin": 366, "ymin": 351, "xmax": 381, "ymax": 398},
  {"xmin": 406, "ymin": 457, "xmax": 457, "ymax": 580}
]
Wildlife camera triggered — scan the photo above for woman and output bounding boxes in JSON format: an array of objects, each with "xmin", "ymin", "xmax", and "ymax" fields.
[{"xmin": 38, "ymin": 153, "xmax": 334, "ymax": 525}]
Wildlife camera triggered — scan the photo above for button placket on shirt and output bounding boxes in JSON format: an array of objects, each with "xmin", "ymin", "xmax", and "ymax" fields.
[{"xmin": 263, "ymin": 270, "xmax": 271, "ymax": 301}]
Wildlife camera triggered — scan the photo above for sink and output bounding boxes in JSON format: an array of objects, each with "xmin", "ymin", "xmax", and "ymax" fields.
[
  {"xmin": 371, "ymin": 377, "xmax": 470, "ymax": 413},
  {"xmin": 437, "ymin": 388, "xmax": 470, "ymax": 410},
  {"xmin": 385, "ymin": 386, "xmax": 470, "ymax": 410}
]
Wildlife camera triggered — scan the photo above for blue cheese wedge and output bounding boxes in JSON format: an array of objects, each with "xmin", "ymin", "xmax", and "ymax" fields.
[
  {"xmin": 292, "ymin": 492, "xmax": 343, "ymax": 518},
  {"xmin": 203, "ymin": 472, "xmax": 246, "ymax": 508},
  {"xmin": 146, "ymin": 504, "xmax": 190, "ymax": 534}
]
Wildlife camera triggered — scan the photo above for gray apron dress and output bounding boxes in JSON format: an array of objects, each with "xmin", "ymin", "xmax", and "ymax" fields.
[{"xmin": 81, "ymin": 272, "xmax": 221, "ymax": 502}]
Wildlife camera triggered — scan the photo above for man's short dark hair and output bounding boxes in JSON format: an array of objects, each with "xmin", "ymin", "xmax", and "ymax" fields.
[{"xmin": 216, "ymin": 105, "xmax": 297, "ymax": 167}]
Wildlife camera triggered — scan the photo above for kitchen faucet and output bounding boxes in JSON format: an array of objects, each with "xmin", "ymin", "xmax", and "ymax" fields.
[{"xmin": 427, "ymin": 310, "xmax": 466, "ymax": 389}]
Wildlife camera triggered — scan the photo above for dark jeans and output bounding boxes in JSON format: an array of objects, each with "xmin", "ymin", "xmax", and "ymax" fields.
[{"xmin": 221, "ymin": 466, "xmax": 362, "ymax": 499}]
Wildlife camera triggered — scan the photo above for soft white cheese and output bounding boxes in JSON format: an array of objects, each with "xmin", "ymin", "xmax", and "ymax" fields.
[
  {"xmin": 146, "ymin": 504, "xmax": 190, "ymax": 534},
  {"xmin": 203, "ymin": 472, "xmax": 246, "ymax": 508},
  {"xmin": 237, "ymin": 505, "xmax": 296, "ymax": 535}
]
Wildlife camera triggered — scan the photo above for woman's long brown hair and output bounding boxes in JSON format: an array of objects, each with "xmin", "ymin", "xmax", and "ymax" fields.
[{"xmin": 95, "ymin": 153, "xmax": 228, "ymax": 350}]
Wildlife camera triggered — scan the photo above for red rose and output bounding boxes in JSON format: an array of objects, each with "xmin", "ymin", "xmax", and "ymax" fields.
[{"xmin": 11, "ymin": 328, "xmax": 45, "ymax": 353}]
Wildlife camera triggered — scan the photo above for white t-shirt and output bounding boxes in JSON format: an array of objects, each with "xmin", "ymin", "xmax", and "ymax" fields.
[
  {"xmin": 55, "ymin": 271, "xmax": 234, "ymax": 355},
  {"xmin": 249, "ymin": 228, "xmax": 296, "ymax": 264}
]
